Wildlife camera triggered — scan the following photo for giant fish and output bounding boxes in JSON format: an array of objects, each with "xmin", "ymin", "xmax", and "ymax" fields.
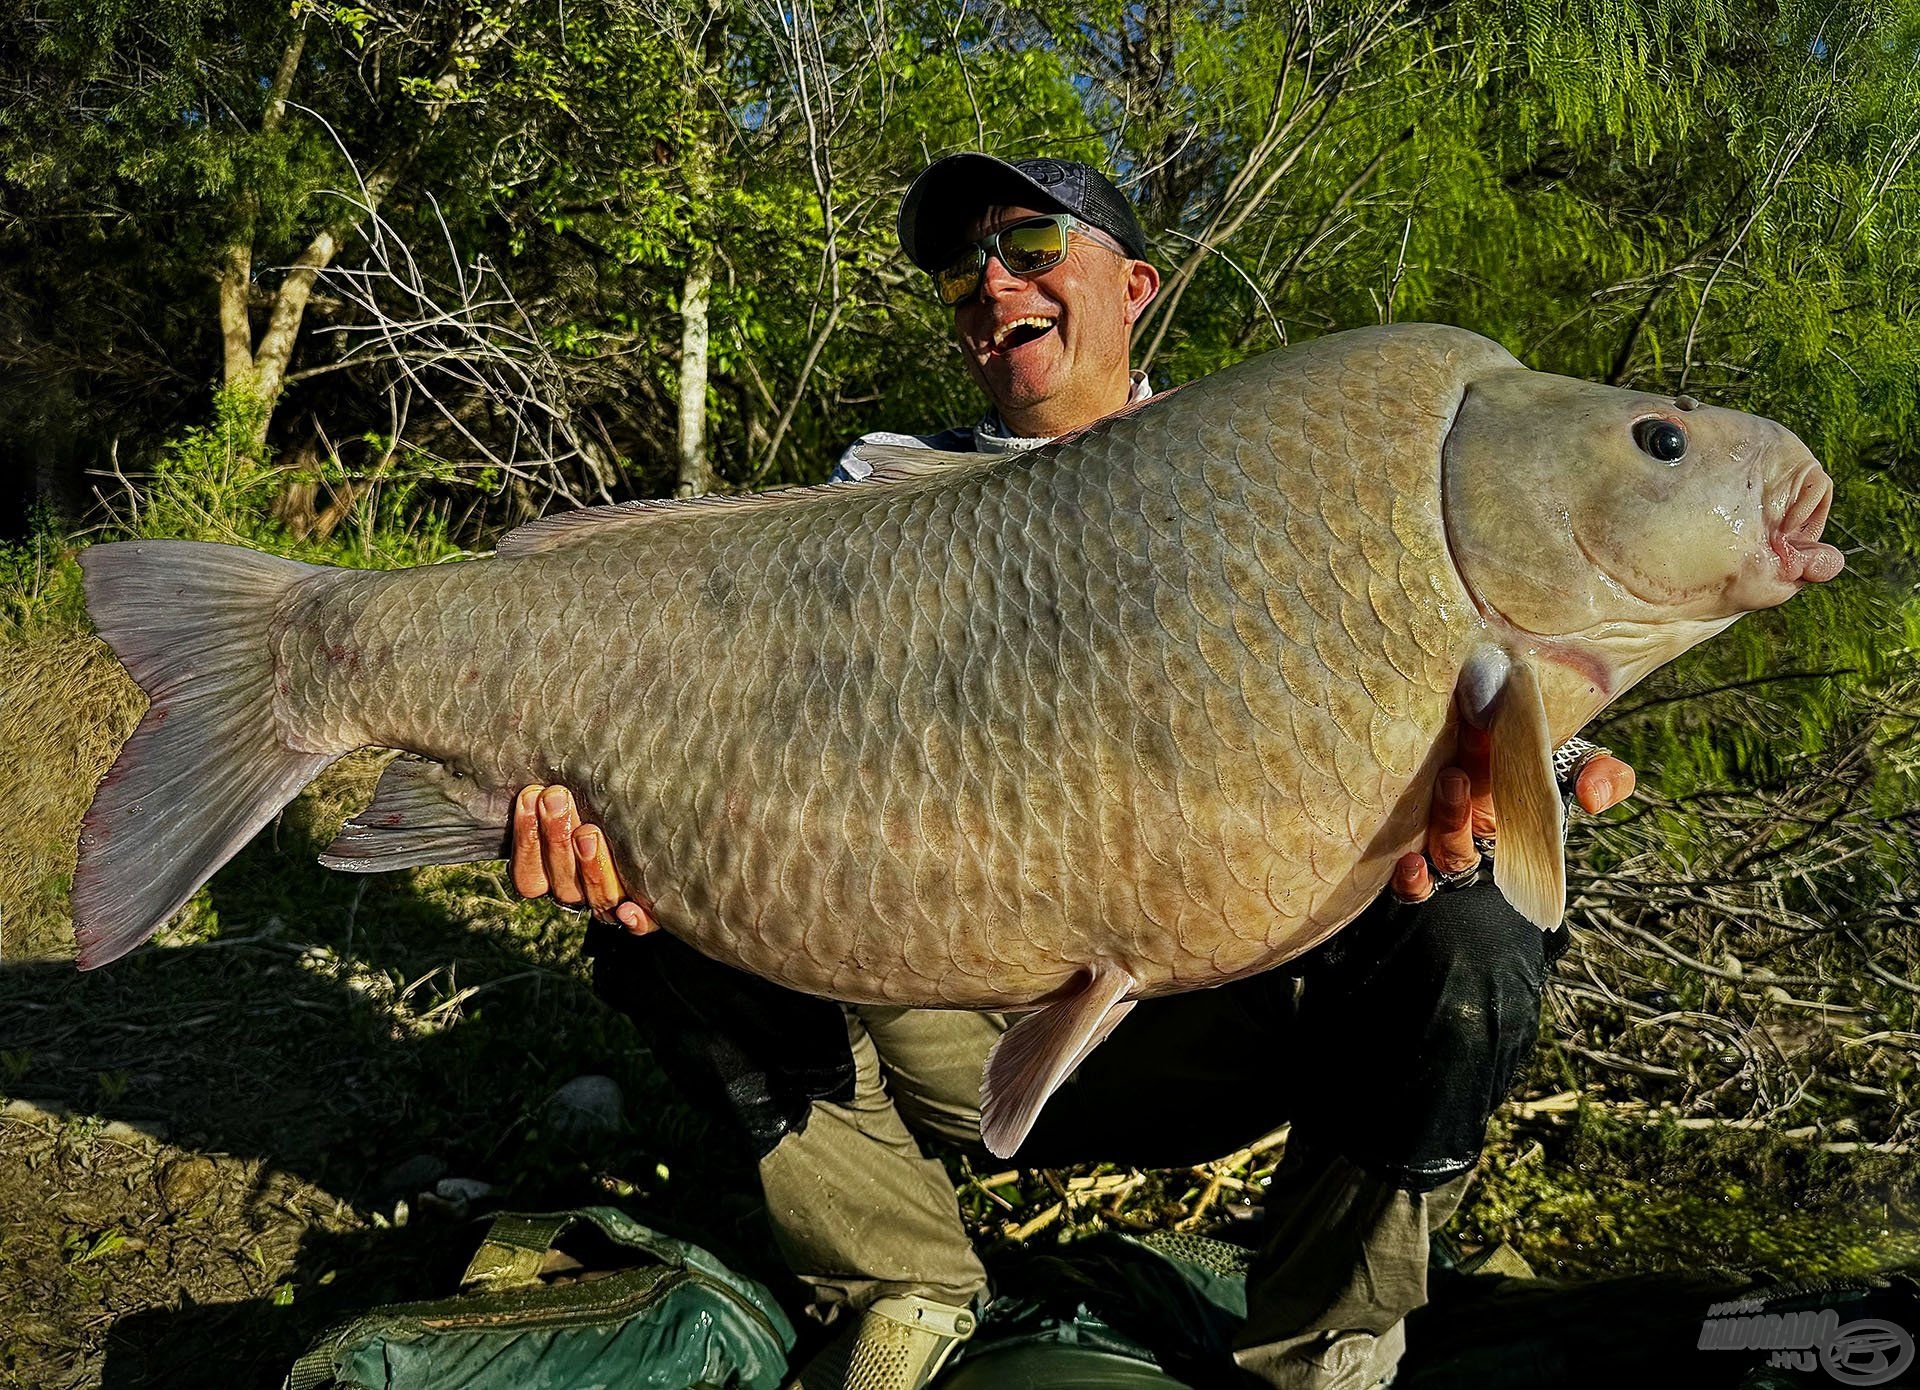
[{"xmin": 73, "ymin": 324, "xmax": 1843, "ymax": 1154}]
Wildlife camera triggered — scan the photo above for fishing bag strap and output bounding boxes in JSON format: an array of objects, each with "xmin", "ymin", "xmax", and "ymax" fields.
[
  {"xmin": 288, "ymin": 1341, "xmax": 342, "ymax": 1390},
  {"xmin": 459, "ymin": 1211, "xmax": 578, "ymax": 1292}
]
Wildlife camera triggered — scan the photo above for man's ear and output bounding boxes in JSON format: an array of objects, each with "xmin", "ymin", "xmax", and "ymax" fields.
[{"xmin": 1123, "ymin": 259, "xmax": 1161, "ymax": 325}]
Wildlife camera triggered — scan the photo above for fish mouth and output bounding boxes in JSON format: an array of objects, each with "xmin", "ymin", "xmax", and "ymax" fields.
[{"xmin": 1769, "ymin": 467, "xmax": 1844, "ymax": 585}]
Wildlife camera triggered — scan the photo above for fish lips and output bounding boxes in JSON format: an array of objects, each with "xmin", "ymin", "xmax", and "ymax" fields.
[
  {"xmin": 1769, "ymin": 467, "xmax": 1844, "ymax": 586},
  {"xmin": 1743, "ymin": 464, "xmax": 1843, "ymax": 606}
]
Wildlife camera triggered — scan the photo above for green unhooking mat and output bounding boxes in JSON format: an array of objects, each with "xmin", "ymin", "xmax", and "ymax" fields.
[{"xmin": 285, "ymin": 1207, "xmax": 794, "ymax": 1390}]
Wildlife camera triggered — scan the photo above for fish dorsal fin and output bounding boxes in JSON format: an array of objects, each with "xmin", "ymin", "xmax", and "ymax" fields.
[
  {"xmin": 495, "ymin": 449, "xmax": 980, "ymax": 557},
  {"xmin": 837, "ymin": 441, "xmax": 990, "ymax": 476},
  {"xmin": 319, "ymin": 755, "xmax": 513, "ymax": 871},
  {"xmin": 1487, "ymin": 656, "xmax": 1567, "ymax": 930},
  {"xmin": 980, "ymin": 961, "xmax": 1138, "ymax": 1159}
]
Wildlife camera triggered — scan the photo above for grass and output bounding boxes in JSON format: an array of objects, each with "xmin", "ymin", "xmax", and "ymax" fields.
[
  {"xmin": 0, "ymin": 631, "xmax": 144, "ymax": 962},
  {"xmin": 1459, "ymin": 1102, "xmax": 1920, "ymax": 1280}
]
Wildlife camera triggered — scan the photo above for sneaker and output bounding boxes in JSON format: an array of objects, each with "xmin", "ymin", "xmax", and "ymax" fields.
[{"xmin": 787, "ymin": 1294, "xmax": 978, "ymax": 1390}]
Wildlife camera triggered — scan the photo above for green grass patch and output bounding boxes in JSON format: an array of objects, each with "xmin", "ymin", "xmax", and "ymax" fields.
[{"xmin": 1461, "ymin": 1105, "xmax": 1920, "ymax": 1280}]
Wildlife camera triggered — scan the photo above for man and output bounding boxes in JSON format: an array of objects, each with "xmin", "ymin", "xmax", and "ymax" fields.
[{"xmin": 512, "ymin": 154, "xmax": 1635, "ymax": 1390}]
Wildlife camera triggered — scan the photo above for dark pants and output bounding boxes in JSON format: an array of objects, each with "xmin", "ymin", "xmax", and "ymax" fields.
[
  {"xmin": 590, "ymin": 878, "xmax": 1560, "ymax": 1386},
  {"xmin": 589, "ymin": 875, "xmax": 1563, "ymax": 1190}
]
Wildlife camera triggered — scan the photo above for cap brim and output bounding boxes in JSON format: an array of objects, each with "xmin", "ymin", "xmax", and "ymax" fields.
[{"xmin": 897, "ymin": 154, "xmax": 1076, "ymax": 271}]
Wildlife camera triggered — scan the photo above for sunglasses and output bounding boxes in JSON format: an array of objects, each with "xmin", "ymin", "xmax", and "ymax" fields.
[{"xmin": 931, "ymin": 214, "xmax": 1117, "ymax": 307}]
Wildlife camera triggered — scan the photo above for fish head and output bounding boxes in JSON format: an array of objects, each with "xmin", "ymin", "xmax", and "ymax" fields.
[{"xmin": 1442, "ymin": 367, "xmax": 1842, "ymax": 708}]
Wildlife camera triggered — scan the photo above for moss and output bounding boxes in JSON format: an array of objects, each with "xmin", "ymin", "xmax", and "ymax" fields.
[{"xmin": 1458, "ymin": 1108, "xmax": 1920, "ymax": 1280}]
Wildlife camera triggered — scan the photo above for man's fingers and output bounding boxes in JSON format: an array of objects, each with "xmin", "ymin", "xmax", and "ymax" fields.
[
  {"xmin": 615, "ymin": 901, "xmax": 660, "ymax": 936},
  {"xmin": 1576, "ymin": 755, "xmax": 1637, "ymax": 814},
  {"xmin": 1390, "ymin": 851, "xmax": 1433, "ymax": 904},
  {"xmin": 538, "ymin": 785, "xmax": 584, "ymax": 904},
  {"xmin": 511, "ymin": 785, "xmax": 550, "ymax": 897},
  {"xmin": 1427, "ymin": 767, "xmax": 1479, "ymax": 874},
  {"xmin": 1459, "ymin": 724, "xmax": 1497, "ymax": 838},
  {"xmin": 575, "ymin": 825, "xmax": 625, "ymax": 920}
]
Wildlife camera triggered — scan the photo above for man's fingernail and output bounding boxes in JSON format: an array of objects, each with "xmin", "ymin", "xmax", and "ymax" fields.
[
  {"xmin": 1588, "ymin": 774, "xmax": 1614, "ymax": 806},
  {"xmin": 1439, "ymin": 769, "xmax": 1468, "ymax": 801},
  {"xmin": 576, "ymin": 828, "xmax": 599, "ymax": 857},
  {"xmin": 540, "ymin": 786, "xmax": 570, "ymax": 815}
]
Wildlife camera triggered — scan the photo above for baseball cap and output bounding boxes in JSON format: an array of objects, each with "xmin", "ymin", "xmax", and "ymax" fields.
[{"xmin": 898, "ymin": 153, "xmax": 1151, "ymax": 272}]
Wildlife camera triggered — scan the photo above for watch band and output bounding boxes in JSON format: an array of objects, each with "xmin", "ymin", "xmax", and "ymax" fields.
[{"xmin": 1552, "ymin": 736, "xmax": 1609, "ymax": 797}]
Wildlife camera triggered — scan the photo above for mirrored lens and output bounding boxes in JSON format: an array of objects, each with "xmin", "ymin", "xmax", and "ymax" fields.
[
  {"xmin": 935, "ymin": 251, "xmax": 984, "ymax": 306},
  {"xmin": 999, "ymin": 219, "xmax": 1069, "ymax": 274}
]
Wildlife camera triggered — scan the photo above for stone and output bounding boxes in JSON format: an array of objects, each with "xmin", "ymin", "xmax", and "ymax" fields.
[
  {"xmin": 546, "ymin": 1075, "xmax": 624, "ymax": 1138},
  {"xmin": 159, "ymin": 1155, "xmax": 219, "ymax": 1212},
  {"xmin": 379, "ymin": 1153, "xmax": 447, "ymax": 1195}
]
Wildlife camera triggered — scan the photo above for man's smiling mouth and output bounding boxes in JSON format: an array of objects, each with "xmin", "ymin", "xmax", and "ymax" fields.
[{"xmin": 991, "ymin": 316, "xmax": 1057, "ymax": 354}]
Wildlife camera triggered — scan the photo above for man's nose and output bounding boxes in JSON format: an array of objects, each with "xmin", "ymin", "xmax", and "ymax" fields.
[{"xmin": 978, "ymin": 249, "xmax": 1029, "ymax": 299}]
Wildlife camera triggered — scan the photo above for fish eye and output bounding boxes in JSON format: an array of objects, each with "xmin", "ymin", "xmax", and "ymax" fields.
[{"xmin": 1633, "ymin": 417, "xmax": 1688, "ymax": 464}]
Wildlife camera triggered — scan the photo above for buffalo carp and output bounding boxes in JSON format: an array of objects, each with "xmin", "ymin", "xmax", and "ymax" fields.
[{"xmin": 73, "ymin": 324, "xmax": 1842, "ymax": 1155}]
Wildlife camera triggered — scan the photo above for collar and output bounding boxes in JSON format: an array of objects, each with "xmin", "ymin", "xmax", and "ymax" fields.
[{"xmin": 973, "ymin": 370, "xmax": 1153, "ymax": 454}]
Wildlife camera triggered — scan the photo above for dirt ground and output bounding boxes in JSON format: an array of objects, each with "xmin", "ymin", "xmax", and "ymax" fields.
[
  {"xmin": 5, "ymin": 637, "xmax": 1917, "ymax": 1389},
  {"xmin": 0, "ymin": 748, "xmax": 775, "ymax": 1387}
]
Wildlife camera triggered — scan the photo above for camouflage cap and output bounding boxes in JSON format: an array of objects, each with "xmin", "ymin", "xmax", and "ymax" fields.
[{"xmin": 898, "ymin": 153, "xmax": 1151, "ymax": 272}]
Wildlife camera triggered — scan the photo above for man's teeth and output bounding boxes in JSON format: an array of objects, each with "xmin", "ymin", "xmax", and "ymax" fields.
[{"xmin": 993, "ymin": 316, "xmax": 1056, "ymax": 349}]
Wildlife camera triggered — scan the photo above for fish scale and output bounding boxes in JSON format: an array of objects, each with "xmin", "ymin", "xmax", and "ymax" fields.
[{"xmin": 273, "ymin": 326, "xmax": 1481, "ymax": 1007}]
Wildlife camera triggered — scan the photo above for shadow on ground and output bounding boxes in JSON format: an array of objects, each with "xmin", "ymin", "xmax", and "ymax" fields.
[{"xmin": 0, "ymin": 818, "xmax": 778, "ymax": 1389}]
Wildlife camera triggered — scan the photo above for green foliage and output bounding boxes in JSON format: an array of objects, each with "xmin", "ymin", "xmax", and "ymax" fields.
[{"xmin": 117, "ymin": 390, "xmax": 278, "ymax": 542}]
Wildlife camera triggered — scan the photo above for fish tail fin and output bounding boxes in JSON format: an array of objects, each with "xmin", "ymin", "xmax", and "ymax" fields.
[{"xmin": 73, "ymin": 540, "xmax": 351, "ymax": 970}]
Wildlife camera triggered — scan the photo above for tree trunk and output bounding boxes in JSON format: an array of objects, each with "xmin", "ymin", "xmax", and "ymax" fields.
[
  {"xmin": 215, "ymin": 23, "xmax": 306, "ymax": 436},
  {"xmin": 675, "ymin": 249, "xmax": 715, "ymax": 498},
  {"xmin": 214, "ymin": 14, "xmax": 508, "ymax": 451}
]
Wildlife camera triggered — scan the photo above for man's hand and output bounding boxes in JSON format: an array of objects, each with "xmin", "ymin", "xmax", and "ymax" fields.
[
  {"xmin": 1389, "ymin": 729, "xmax": 1636, "ymax": 904},
  {"xmin": 510, "ymin": 784, "xmax": 658, "ymax": 934}
]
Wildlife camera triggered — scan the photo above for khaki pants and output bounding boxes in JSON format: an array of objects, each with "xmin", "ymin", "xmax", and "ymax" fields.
[{"xmin": 755, "ymin": 1003, "xmax": 1465, "ymax": 1390}]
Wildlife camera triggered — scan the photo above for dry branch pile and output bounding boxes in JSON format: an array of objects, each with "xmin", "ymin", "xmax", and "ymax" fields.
[{"xmin": 1553, "ymin": 682, "xmax": 1920, "ymax": 1152}]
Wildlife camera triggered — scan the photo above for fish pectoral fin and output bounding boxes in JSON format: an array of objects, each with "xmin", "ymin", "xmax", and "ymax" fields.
[
  {"xmin": 319, "ymin": 755, "xmax": 512, "ymax": 872},
  {"xmin": 1488, "ymin": 658, "xmax": 1566, "ymax": 930},
  {"xmin": 980, "ymin": 961, "xmax": 1138, "ymax": 1160}
]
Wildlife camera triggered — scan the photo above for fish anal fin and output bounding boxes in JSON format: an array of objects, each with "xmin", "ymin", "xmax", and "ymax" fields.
[
  {"xmin": 981, "ymin": 961, "xmax": 1138, "ymax": 1159},
  {"xmin": 1488, "ymin": 658, "xmax": 1566, "ymax": 930},
  {"xmin": 320, "ymin": 755, "xmax": 512, "ymax": 872},
  {"xmin": 495, "ymin": 450, "xmax": 980, "ymax": 557}
]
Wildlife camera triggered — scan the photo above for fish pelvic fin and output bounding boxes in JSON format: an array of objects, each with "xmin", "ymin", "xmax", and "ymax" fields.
[
  {"xmin": 321, "ymin": 755, "xmax": 512, "ymax": 871},
  {"xmin": 73, "ymin": 540, "xmax": 351, "ymax": 970},
  {"xmin": 1488, "ymin": 656, "xmax": 1567, "ymax": 930},
  {"xmin": 980, "ymin": 961, "xmax": 1138, "ymax": 1159}
]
